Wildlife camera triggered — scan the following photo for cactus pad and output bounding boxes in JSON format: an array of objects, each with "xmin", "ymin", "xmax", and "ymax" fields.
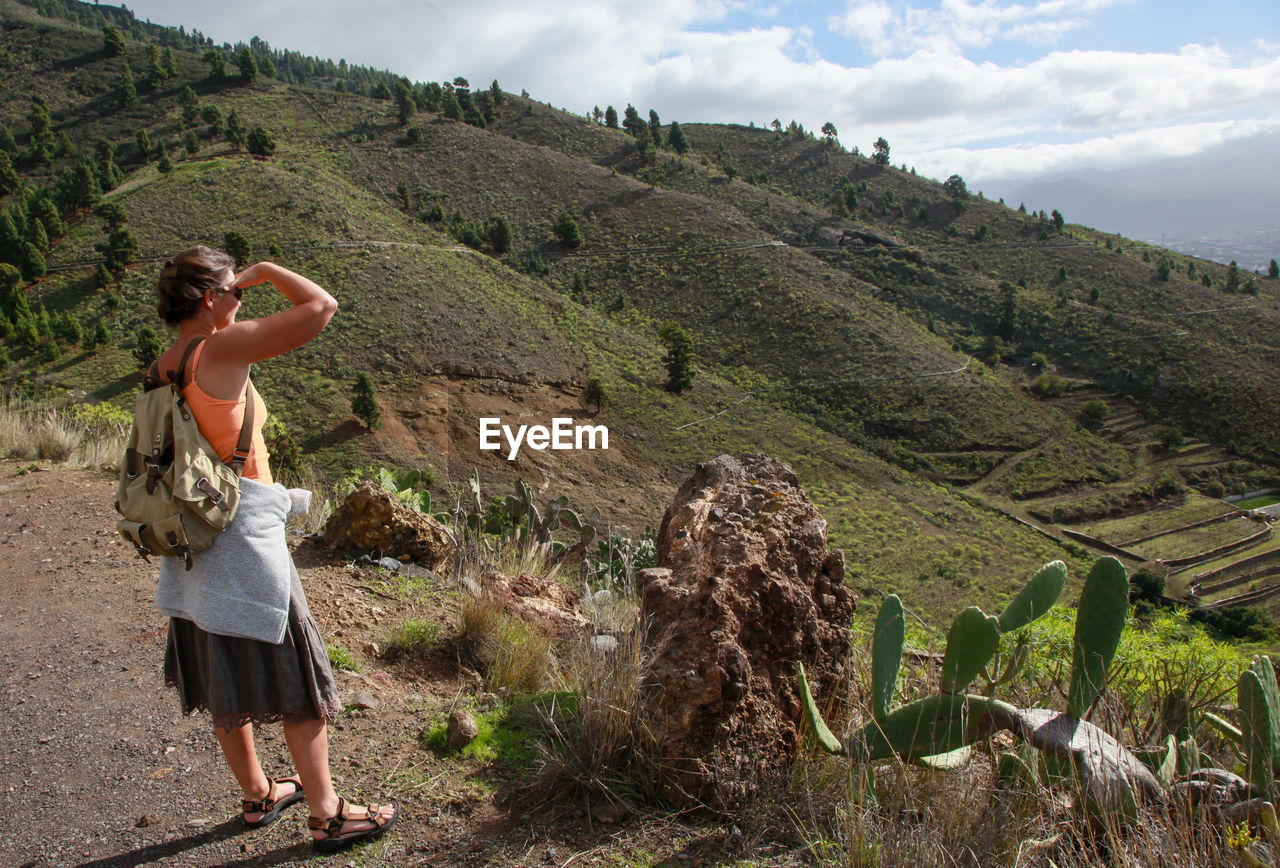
[
  {"xmin": 1066, "ymin": 557, "xmax": 1128, "ymax": 718},
  {"xmin": 940, "ymin": 607, "xmax": 1001, "ymax": 694},
  {"xmin": 871, "ymin": 595, "xmax": 905, "ymax": 721},
  {"xmin": 998, "ymin": 560, "xmax": 1066, "ymax": 633}
]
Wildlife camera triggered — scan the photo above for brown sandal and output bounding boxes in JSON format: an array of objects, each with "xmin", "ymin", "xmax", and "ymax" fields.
[
  {"xmin": 242, "ymin": 776, "xmax": 305, "ymax": 828},
  {"xmin": 309, "ymin": 796, "xmax": 399, "ymax": 852}
]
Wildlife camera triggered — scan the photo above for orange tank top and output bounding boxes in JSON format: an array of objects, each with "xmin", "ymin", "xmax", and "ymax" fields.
[{"xmin": 183, "ymin": 341, "xmax": 273, "ymax": 484}]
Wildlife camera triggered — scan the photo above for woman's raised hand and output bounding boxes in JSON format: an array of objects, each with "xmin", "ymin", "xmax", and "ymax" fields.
[{"xmin": 232, "ymin": 262, "xmax": 273, "ymax": 289}]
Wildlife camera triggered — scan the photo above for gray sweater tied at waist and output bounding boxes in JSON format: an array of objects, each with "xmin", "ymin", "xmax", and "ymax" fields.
[{"xmin": 156, "ymin": 477, "xmax": 293, "ymax": 644}]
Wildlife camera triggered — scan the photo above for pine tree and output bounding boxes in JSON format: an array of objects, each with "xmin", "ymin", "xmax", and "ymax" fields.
[
  {"xmin": 667, "ymin": 121, "xmax": 688, "ymax": 154},
  {"xmin": 648, "ymin": 109, "xmax": 662, "ymax": 145},
  {"xmin": 489, "ymin": 79, "xmax": 504, "ymax": 106},
  {"xmin": 157, "ymin": 142, "xmax": 173, "ymax": 174},
  {"xmin": 1270, "ymin": 259, "xmax": 1279, "ymax": 280},
  {"xmin": 657, "ymin": 321, "xmax": 695, "ymax": 393},
  {"xmin": 96, "ymin": 200, "xmax": 128, "ymax": 231},
  {"xmin": 184, "ymin": 131, "xmax": 199, "ymax": 155},
  {"xmin": 135, "ymin": 128, "xmax": 151, "ymax": 160},
  {"xmin": 118, "ymin": 62, "xmax": 138, "ymax": 108},
  {"xmin": 20, "ymin": 242, "xmax": 46, "ymax": 281},
  {"xmin": 440, "ymin": 89, "xmax": 463, "ymax": 121},
  {"xmin": 53, "ymin": 131, "xmax": 72, "ymax": 158},
  {"xmin": 179, "ymin": 86, "xmax": 199, "ymax": 125},
  {"xmin": 98, "ymin": 227, "xmax": 139, "ymax": 277},
  {"xmin": 0, "ymin": 214, "xmax": 21, "ymax": 264},
  {"xmin": 133, "ymin": 325, "xmax": 162, "ymax": 368},
  {"xmin": 203, "ymin": 49, "xmax": 227, "ymax": 82},
  {"xmin": 0, "ymin": 262, "xmax": 20, "ymax": 314},
  {"xmin": 235, "ymin": 46, "xmax": 257, "ymax": 84},
  {"xmin": 0, "ymin": 127, "xmax": 16, "ymax": 155},
  {"xmin": 604, "ymin": 105, "xmax": 618, "ymax": 128},
  {"xmin": 246, "ymin": 127, "xmax": 275, "ymax": 157},
  {"xmin": 622, "ymin": 104, "xmax": 642, "ymax": 137},
  {"xmin": 553, "ymin": 211, "xmax": 583, "ymax": 248},
  {"xmin": 351, "ymin": 372, "xmax": 382, "ymax": 429},
  {"xmin": 486, "ymin": 215, "xmax": 512, "ymax": 253},
  {"xmin": 102, "ymin": 25, "xmax": 126, "ymax": 56},
  {"xmin": 224, "ymin": 230, "xmax": 251, "ymax": 267},
  {"xmin": 872, "ymin": 137, "xmax": 890, "ymax": 167},
  {"xmin": 395, "ymin": 80, "xmax": 414, "ymax": 126},
  {"xmin": 0, "ymin": 151, "xmax": 17, "ymax": 197},
  {"xmin": 92, "ymin": 319, "xmax": 111, "ymax": 348},
  {"xmin": 94, "ymin": 263, "xmax": 114, "ymax": 288},
  {"xmin": 52, "ymin": 157, "xmax": 98, "ymax": 212},
  {"xmin": 162, "ymin": 47, "xmax": 179, "ymax": 79},
  {"xmin": 95, "ymin": 138, "xmax": 123, "ymax": 192},
  {"xmin": 26, "ymin": 97, "xmax": 52, "ymax": 164},
  {"xmin": 146, "ymin": 44, "xmax": 167, "ymax": 88},
  {"xmin": 1226, "ymin": 260, "xmax": 1241, "ymax": 293},
  {"xmin": 224, "ymin": 111, "xmax": 247, "ymax": 150},
  {"xmin": 30, "ymin": 218, "xmax": 48, "ymax": 252},
  {"xmin": 30, "ymin": 197, "xmax": 63, "ymax": 239}
]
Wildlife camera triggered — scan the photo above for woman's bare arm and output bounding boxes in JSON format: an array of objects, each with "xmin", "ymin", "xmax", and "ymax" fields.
[{"xmin": 209, "ymin": 262, "xmax": 337, "ymax": 365}]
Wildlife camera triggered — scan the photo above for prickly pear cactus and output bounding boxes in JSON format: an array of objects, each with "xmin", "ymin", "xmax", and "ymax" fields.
[
  {"xmin": 854, "ymin": 694, "xmax": 1015, "ymax": 761},
  {"xmin": 1238, "ymin": 656, "xmax": 1280, "ymax": 801},
  {"xmin": 871, "ymin": 595, "xmax": 904, "ymax": 722},
  {"xmin": 998, "ymin": 560, "xmax": 1066, "ymax": 632},
  {"xmin": 940, "ymin": 607, "xmax": 1001, "ymax": 695},
  {"xmin": 1067, "ymin": 556, "xmax": 1129, "ymax": 719}
]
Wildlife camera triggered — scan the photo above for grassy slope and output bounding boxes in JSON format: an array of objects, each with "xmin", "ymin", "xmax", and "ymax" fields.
[{"xmin": 6, "ymin": 2, "xmax": 1264, "ymax": 620}]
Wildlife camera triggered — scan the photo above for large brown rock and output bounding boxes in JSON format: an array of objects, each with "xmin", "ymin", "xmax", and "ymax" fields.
[
  {"xmin": 638, "ymin": 454, "xmax": 855, "ymax": 809},
  {"xmin": 323, "ymin": 482, "xmax": 455, "ymax": 571}
]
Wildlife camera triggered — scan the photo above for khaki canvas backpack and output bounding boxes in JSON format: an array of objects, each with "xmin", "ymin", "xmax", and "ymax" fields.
[{"xmin": 115, "ymin": 336, "xmax": 256, "ymax": 570}]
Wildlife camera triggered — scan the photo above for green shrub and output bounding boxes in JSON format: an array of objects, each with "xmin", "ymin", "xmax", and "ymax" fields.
[
  {"xmin": 1030, "ymin": 372, "xmax": 1064, "ymax": 397},
  {"xmin": 327, "ymin": 643, "xmax": 362, "ymax": 672},
  {"xmin": 385, "ymin": 618, "xmax": 442, "ymax": 659}
]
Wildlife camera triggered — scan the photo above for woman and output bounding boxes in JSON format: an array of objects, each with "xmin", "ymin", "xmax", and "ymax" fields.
[{"xmin": 151, "ymin": 245, "xmax": 397, "ymax": 852}]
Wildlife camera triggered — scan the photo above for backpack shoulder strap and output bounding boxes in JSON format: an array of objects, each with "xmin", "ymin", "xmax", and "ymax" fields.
[
  {"xmin": 168, "ymin": 335, "xmax": 207, "ymax": 388},
  {"xmin": 228, "ymin": 377, "xmax": 257, "ymax": 478}
]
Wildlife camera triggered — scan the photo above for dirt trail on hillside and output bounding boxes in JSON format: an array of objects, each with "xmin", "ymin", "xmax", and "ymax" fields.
[{"xmin": 0, "ymin": 462, "xmax": 692, "ymax": 867}]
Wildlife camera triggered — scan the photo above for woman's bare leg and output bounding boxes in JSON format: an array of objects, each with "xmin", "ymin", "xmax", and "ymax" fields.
[
  {"xmin": 214, "ymin": 721, "xmax": 278, "ymax": 822},
  {"xmin": 282, "ymin": 716, "xmax": 395, "ymax": 839}
]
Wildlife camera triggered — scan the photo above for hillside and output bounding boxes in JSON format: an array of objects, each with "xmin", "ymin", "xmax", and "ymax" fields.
[{"xmin": 3, "ymin": 0, "xmax": 1279, "ymax": 621}]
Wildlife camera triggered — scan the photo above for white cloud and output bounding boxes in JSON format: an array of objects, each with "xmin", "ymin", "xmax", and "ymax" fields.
[
  {"xmin": 913, "ymin": 118, "xmax": 1280, "ymax": 181},
  {"xmin": 121, "ymin": 0, "xmax": 1280, "ymax": 181},
  {"xmin": 829, "ymin": 0, "xmax": 1133, "ymax": 56}
]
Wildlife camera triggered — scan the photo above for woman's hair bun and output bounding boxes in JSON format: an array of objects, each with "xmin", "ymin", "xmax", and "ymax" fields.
[{"xmin": 156, "ymin": 245, "xmax": 235, "ymax": 325}]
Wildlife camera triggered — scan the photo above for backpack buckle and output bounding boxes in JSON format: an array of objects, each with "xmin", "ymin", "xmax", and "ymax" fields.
[
  {"xmin": 145, "ymin": 462, "xmax": 163, "ymax": 494},
  {"xmin": 196, "ymin": 477, "xmax": 230, "ymax": 511}
]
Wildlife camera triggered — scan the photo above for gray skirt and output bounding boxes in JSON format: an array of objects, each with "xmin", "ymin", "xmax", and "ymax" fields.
[{"xmin": 164, "ymin": 559, "xmax": 342, "ymax": 731}]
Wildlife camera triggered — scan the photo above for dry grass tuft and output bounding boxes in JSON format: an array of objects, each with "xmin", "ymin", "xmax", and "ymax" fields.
[
  {"xmin": 0, "ymin": 398, "xmax": 128, "ymax": 466},
  {"xmin": 532, "ymin": 621, "xmax": 662, "ymax": 808},
  {"xmin": 455, "ymin": 590, "xmax": 558, "ymax": 694}
]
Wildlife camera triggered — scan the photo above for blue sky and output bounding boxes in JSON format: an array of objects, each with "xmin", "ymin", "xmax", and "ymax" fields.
[{"xmin": 122, "ymin": 0, "xmax": 1280, "ymax": 183}]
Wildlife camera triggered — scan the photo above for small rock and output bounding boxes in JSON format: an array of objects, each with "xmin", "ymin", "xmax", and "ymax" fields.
[
  {"xmin": 186, "ymin": 818, "xmax": 210, "ymax": 827},
  {"xmin": 588, "ymin": 635, "xmax": 618, "ymax": 655},
  {"xmin": 447, "ymin": 709, "xmax": 479, "ymax": 751},
  {"xmin": 135, "ymin": 815, "xmax": 158, "ymax": 828},
  {"xmin": 591, "ymin": 802, "xmax": 629, "ymax": 824},
  {"xmin": 376, "ymin": 556, "xmax": 402, "ymax": 571},
  {"xmin": 350, "ymin": 691, "xmax": 379, "ymax": 710},
  {"xmin": 363, "ymin": 641, "xmax": 381, "ymax": 656}
]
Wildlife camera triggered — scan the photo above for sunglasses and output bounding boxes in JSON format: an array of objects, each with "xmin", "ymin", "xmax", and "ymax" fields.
[{"xmin": 215, "ymin": 286, "xmax": 244, "ymax": 301}]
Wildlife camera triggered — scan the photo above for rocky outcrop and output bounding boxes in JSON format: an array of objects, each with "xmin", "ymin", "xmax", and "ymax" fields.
[
  {"xmin": 638, "ymin": 454, "xmax": 855, "ymax": 809},
  {"xmin": 323, "ymin": 482, "xmax": 454, "ymax": 571}
]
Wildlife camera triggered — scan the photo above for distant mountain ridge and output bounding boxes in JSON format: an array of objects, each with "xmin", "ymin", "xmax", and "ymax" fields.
[{"xmin": 984, "ymin": 132, "xmax": 1280, "ymax": 271}]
